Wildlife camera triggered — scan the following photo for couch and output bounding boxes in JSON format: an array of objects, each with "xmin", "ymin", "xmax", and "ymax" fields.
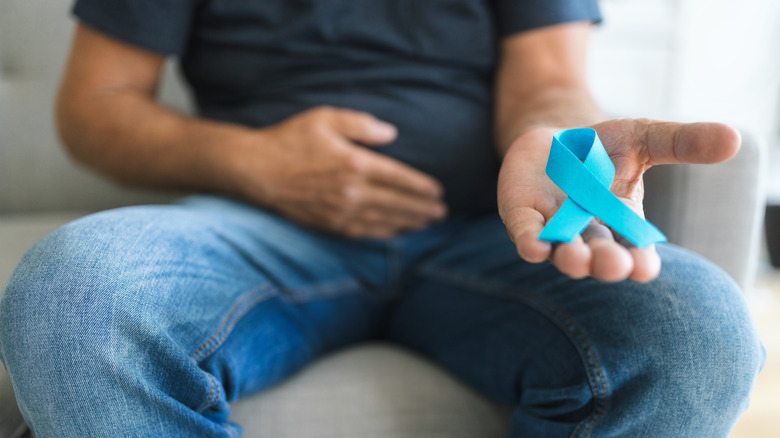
[{"xmin": 0, "ymin": 1, "xmax": 767, "ymax": 437}]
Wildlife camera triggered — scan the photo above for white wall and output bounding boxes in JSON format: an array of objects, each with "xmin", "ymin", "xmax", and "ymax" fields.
[
  {"xmin": 672, "ymin": 0, "xmax": 780, "ymax": 140},
  {"xmin": 589, "ymin": 0, "xmax": 780, "ymax": 200},
  {"xmin": 589, "ymin": 0, "xmax": 780, "ymax": 141},
  {"xmin": 589, "ymin": 0, "xmax": 678, "ymax": 119}
]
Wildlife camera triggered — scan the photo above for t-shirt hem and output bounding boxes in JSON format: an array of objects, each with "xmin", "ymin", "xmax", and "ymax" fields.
[{"xmin": 496, "ymin": 1, "xmax": 603, "ymax": 37}]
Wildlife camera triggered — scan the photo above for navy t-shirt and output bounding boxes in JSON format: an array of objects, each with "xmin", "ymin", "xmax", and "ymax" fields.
[{"xmin": 72, "ymin": 0, "xmax": 601, "ymax": 216}]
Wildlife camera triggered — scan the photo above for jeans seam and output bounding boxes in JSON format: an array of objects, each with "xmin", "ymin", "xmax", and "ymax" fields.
[
  {"xmin": 190, "ymin": 278, "xmax": 370, "ymax": 414},
  {"xmin": 536, "ymin": 296, "xmax": 608, "ymax": 438},
  {"xmin": 191, "ymin": 277, "xmax": 368, "ymax": 365},
  {"xmin": 196, "ymin": 373, "xmax": 218, "ymax": 413},
  {"xmin": 190, "ymin": 284, "xmax": 275, "ymax": 363},
  {"xmin": 417, "ymin": 265, "xmax": 610, "ymax": 437},
  {"xmin": 283, "ymin": 278, "xmax": 364, "ymax": 303}
]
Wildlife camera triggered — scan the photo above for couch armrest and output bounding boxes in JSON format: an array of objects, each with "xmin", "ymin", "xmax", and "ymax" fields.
[{"xmin": 643, "ymin": 130, "xmax": 767, "ymax": 290}]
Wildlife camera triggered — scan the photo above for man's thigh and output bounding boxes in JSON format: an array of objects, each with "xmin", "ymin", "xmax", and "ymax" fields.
[
  {"xmin": 385, "ymin": 214, "xmax": 763, "ymax": 437},
  {"xmin": 0, "ymin": 195, "xmax": 395, "ymax": 435}
]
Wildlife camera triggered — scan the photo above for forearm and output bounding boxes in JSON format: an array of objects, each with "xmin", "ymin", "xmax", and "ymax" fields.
[
  {"xmin": 494, "ymin": 85, "xmax": 606, "ymax": 157},
  {"xmin": 493, "ymin": 22, "xmax": 607, "ymax": 157},
  {"xmin": 56, "ymin": 86, "xmax": 254, "ymax": 197}
]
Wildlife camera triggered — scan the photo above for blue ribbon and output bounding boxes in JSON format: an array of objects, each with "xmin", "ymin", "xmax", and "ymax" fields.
[{"xmin": 538, "ymin": 128, "xmax": 666, "ymax": 248}]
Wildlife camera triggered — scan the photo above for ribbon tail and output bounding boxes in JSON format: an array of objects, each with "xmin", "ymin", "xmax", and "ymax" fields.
[{"xmin": 539, "ymin": 198, "xmax": 594, "ymax": 243}]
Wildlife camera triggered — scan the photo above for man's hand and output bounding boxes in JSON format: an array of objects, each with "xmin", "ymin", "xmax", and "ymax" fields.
[
  {"xmin": 230, "ymin": 106, "xmax": 447, "ymax": 239},
  {"xmin": 497, "ymin": 119, "xmax": 741, "ymax": 283}
]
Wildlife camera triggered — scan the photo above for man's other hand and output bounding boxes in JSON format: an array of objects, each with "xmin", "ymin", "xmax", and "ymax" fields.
[
  {"xmin": 231, "ymin": 106, "xmax": 447, "ymax": 239},
  {"xmin": 497, "ymin": 119, "xmax": 741, "ymax": 283}
]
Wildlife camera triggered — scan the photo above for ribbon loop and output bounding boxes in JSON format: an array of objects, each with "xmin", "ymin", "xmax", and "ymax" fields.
[{"xmin": 538, "ymin": 128, "xmax": 666, "ymax": 248}]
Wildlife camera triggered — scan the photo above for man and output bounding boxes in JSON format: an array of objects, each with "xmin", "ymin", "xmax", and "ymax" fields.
[{"xmin": 0, "ymin": 1, "xmax": 764, "ymax": 437}]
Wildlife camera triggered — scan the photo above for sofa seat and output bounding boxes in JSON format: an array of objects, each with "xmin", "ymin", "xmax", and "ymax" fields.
[{"xmin": 0, "ymin": 212, "xmax": 511, "ymax": 438}]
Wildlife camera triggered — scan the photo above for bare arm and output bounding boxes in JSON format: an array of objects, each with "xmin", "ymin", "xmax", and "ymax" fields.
[
  {"xmin": 494, "ymin": 22, "xmax": 605, "ymax": 156},
  {"xmin": 57, "ymin": 24, "xmax": 446, "ymax": 238},
  {"xmin": 57, "ymin": 24, "xmax": 252, "ymax": 196}
]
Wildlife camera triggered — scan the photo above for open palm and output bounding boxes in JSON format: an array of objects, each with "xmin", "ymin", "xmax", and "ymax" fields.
[{"xmin": 497, "ymin": 119, "xmax": 741, "ymax": 283}]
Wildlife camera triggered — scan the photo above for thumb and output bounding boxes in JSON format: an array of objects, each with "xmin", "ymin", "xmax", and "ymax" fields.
[
  {"xmin": 328, "ymin": 108, "xmax": 398, "ymax": 146},
  {"xmin": 594, "ymin": 119, "xmax": 741, "ymax": 166}
]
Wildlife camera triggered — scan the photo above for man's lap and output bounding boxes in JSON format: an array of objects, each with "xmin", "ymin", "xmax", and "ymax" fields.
[{"xmin": 0, "ymin": 195, "xmax": 764, "ymax": 436}]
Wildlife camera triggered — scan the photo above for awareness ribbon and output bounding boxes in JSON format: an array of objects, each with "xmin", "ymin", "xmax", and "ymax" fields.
[{"xmin": 538, "ymin": 128, "xmax": 666, "ymax": 248}]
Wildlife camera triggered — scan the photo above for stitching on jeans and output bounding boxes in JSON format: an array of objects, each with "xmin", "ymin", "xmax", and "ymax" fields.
[
  {"xmin": 417, "ymin": 265, "xmax": 610, "ymax": 437},
  {"xmin": 189, "ymin": 283, "xmax": 272, "ymax": 360},
  {"xmin": 540, "ymin": 298, "xmax": 608, "ymax": 438},
  {"xmin": 283, "ymin": 278, "xmax": 363, "ymax": 303},
  {"xmin": 507, "ymin": 295, "xmax": 609, "ymax": 438},
  {"xmin": 197, "ymin": 373, "xmax": 217, "ymax": 413},
  {"xmin": 189, "ymin": 279, "xmax": 369, "ymax": 414},
  {"xmin": 190, "ymin": 279, "xmax": 365, "ymax": 364},
  {"xmin": 193, "ymin": 288, "xmax": 276, "ymax": 362},
  {"xmin": 190, "ymin": 284, "xmax": 274, "ymax": 362},
  {"xmin": 198, "ymin": 289, "xmax": 281, "ymax": 360}
]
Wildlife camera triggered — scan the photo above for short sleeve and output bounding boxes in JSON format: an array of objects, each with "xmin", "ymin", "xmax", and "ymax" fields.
[
  {"xmin": 494, "ymin": 0, "xmax": 602, "ymax": 36},
  {"xmin": 72, "ymin": 0, "xmax": 200, "ymax": 56}
]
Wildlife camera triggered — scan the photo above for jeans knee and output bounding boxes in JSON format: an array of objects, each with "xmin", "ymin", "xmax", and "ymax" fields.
[
  {"xmin": 682, "ymin": 289, "xmax": 764, "ymax": 416},
  {"xmin": 618, "ymin": 247, "xmax": 765, "ymax": 432},
  {"xmin": 659, "ymin": 250, "xmax": 764, "ymax": 390},
  {"xmin": 0, "ymin": 207, "xmax": 239, "ymax": 435},
  {"xmin": 2, "ymin": 215, "xmax": 108, "ymax": 363},
  {"xmin": 0, "ymin": 207, "xmax": 197, "ymax": 373}
]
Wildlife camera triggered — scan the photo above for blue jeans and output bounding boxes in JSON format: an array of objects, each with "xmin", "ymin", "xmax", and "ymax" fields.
[{"xmin": 0, "ymin": 195, "xmax": 764, "ymax": 437}]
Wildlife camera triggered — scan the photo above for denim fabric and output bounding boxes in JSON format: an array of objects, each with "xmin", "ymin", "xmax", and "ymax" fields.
[{"xmin": 0, "ymin": 195, "xmax": 765, "ymax": 437}]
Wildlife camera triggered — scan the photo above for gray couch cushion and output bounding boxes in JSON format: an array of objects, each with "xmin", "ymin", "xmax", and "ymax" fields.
[{"xmin": 232, "ymin": 343, "xmax": 511, "ymax": 438}]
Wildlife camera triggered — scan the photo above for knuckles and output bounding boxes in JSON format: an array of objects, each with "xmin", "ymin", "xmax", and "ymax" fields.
[
  {"xmin": 339, "ymin": 185, "xmax": 365, "ymax": 207},
  {"xmin": 342, "ymin": 151, "xmax": 370, "ymax": 174},
  {"xmin": 298, "ymin": 116, "xmax": 331, "ymax": 141}
]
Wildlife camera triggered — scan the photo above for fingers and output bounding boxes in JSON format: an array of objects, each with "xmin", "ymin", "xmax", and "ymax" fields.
[
  {"xmin": 322, "ymin": 107, "xmax": 444, "ymax": 199},
  {"xmin": 320, "ymin": 183, "xmax": 447, "ymax": 230},
  {"xmin": 356, "ymin": 184, "xmax": 447, "ymax": 222},
  {"xmin": 502, "ymin": 207, "xmax": 552, "ymax": 263},
  {"xmin": 586, "ymin": 238, "xmax": 633, "ymax": 282},
  {"xmin": 550, "ymin": 236, "xmax": 591, "ymax": 279},
  {"xmin": 280, "ymin": 203, "xmax": 408, "ymax": 239},
  {"xmin": 310, "ymin": 174, "xmax": 447, "ymax": 239},
  {"xmin": 351, "ymin": 148, "xmax": 445, "ymax": 199},
  {"xmin": 553, "ymin": 223, "xmax": 632, "ymax": 282},
  {"xmin": 327, "ymin": 107, "xmax": 398, "ymax": 146},
  {"xmin": 627, "ymin": 245, "xmax": 661, "ymax": 283},
  {"xmin": 318, "ymin": 201, "xmax": 443, "ymax": 239},
  {"xmin": 549, "ymin": 222, "xmax": 661, "ymax": 283}
]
